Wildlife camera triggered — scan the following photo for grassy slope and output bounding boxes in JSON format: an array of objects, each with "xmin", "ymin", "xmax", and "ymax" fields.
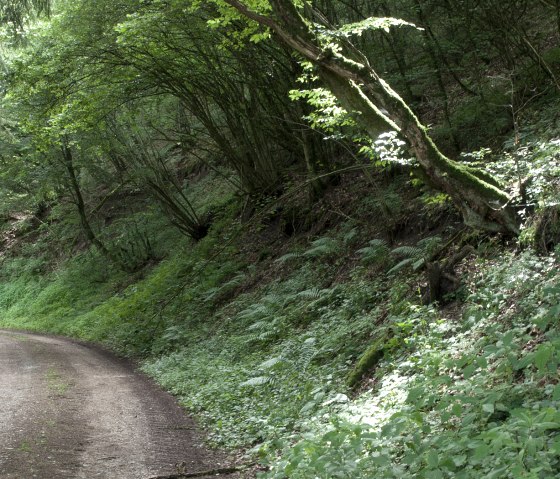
[{"xmin": 1, "ymin": 129, "xmax": 560, "ymax": 478}]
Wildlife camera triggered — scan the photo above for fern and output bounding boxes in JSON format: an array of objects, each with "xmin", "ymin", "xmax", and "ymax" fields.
[
  {"xmin": 203, "ymin": 272, "xmax": 246, "ymax": 302},
  {"xmin": 298, "ymin": 337, "xmax": 317, "ymax": 372},
  {"xmin": 357, "ymin": 239, "xmax": 390, "ymax": 264},
  {"xmin": 297, "ymin": 288, "xmax": 325, "ymax": 299},
  {"xmin": 342, "ymin": 227, "xmax": 358, "ymax": 245},
  {"xmin": 223, "ymin": 272, "xmax": 246, "ymax": 289},
  {"xmin": 417, "ymin": 235, "xmax": 443, "ymax": 257},
  {"xmin": 261, "ymin": 293, "xmax": 285, "ymax": 307},
  {"xmin": 388, "ymin": 236, "xmax": 443, "ymax": 274},
  {"xmin": 259, "ymin": 356, "xmax": 283, "ymax": 369},
  {"xmin": 391, "ymin": 245, "xmax": 423, "ymax": 259},
  {"xmin": 303, "ymin": 237, "xmax": 339, "ymax": 258},
  {"xmin": 238, "ymin": 304, "xmax": 272, "ymax": 321},
  {"xmin": 240, "ymin": 337, "xmax": 318, "ymax": 393},
  {"xmin": 247, "ymin": 320, "xmax": 269, "ymax": 331},
  {"xmin": 240, "ymin": 376, "xmax": 272, "ymax": 387},
  {"xmin": 275, "ymin": 252, "xmax": 302, "ymax": 263},
  {"xmin": 387, "ymin": 258, "xmax": 415, "ymax": 275},
  {"xmin": 245, "ymin": 316, "xmax": 285, "ymax": 343}
]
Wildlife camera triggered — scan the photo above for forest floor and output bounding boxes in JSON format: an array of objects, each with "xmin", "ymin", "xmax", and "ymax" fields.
[{"xmin": 0, "ymin": 330, "xmax": 245, "ymax": 479}]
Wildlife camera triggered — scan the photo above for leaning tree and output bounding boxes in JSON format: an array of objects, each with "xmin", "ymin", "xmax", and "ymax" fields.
[{"xmin": 216, "ymin": 0, "xmax": 521, "ymax": 235}]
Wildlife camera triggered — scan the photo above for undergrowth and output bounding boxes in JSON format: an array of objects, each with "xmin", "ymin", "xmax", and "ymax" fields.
[
  {"xmin": 1, "ymin": 128, "xmax": 560, "ymax": 478},
  {"xmin": 3, "ymin": 211, "xmax": 559, "ymax": 479}
]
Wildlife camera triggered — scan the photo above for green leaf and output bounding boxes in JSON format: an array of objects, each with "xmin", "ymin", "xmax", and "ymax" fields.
[
  {"xmin": 387, "ymin": 258, "xmax": 414, "ymax": 275},
  {"xmin": 534, "ymin": 343, "xmax": 553, "ymax": 371},
  {"xmin": 426, "ymin": 450, "xmax": 439, "ymax": 468},
  {"xmin": 549, "ymin": 304, "xmax": 560, "ymax": 319},
  {"xmin": 473, "ymin": 444, "xmax": 489, "ymax": 460},
  {"xmin": 240, "ymin": 376, "xmax": 271, "ymax": 387},
  {"xmin": 426, "ymin": 470, "xmax": 443, "ymax": 479},
  {"xmin": 482, "ymin": 403, "xmax": 495, "ymax": 413},
  {"xmin": 259, "ymin": 357, "xmax": 283, "ymax": 369},
  {"xmin": 452, "ymin": 455, "xmax": 467, "ymax": 467},
  {"xmin": 452, "ymin": 403, "xmax": 463, "ymax": 416},
  {"xmin": 407, "ymin": 386, "xmax": 424, "ymax": 402},
  {"xmin": 299, "ymin": 401, "xmax": 316, "ymax": 414},
  {"xmin": 412, "ymin": 258, "xmax": 425, "ymax": 271},
  {"xmin": 502, "ymin": 330, "xmax": 515, "ymax": 346},
  {"xmin": 553, "ymin": 384, "xmax": 560, "ymax": 400},
  {"xmin": 462, "ymin": 363, "xmax": 476, "ymax": 379},
  {"xmin": 476, "ymin": 356, "xmax": 488, "ymax": 368}
]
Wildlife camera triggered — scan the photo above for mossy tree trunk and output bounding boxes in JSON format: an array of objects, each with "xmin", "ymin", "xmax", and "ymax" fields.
[{"xmin": 223, "ymin": 0, "xmax": 520, "ymax": 235}]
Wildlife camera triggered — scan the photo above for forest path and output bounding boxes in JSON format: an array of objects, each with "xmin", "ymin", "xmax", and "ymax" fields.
[{"xmin": 0, "ymin": 330, "xmax": 234, "ymax": 479}]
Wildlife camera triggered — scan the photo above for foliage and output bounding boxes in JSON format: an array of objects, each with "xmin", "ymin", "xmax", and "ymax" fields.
[
  {"xmin": 357, "ymin": 239, "xmax": 390, "ymax": 267},
  {"xmin": 388, "ymin": 236, "xmax": 443, "ymax": 274},
  {"xmin": 2, "ymin": 1, "xmax": 560, "ymax": 478},
  {"xmin": 336, "ymin": 17, "xmax": 418, "ymax": 37},
  {"xmin": 261, "ymin": 252, "xmax": 560, "ymax": 478}
]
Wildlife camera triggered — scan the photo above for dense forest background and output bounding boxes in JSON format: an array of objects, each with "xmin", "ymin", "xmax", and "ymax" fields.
[{"xmin": 1, "ymin": 0, "xmax": 560, "ymax": 477}]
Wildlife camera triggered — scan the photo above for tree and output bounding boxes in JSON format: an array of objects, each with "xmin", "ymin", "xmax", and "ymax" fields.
[
  {"xmin": 218, "ymin": 0, "xmax": 521, "ymax": 235},
  {"xmin": 0, "ymin": 0, "xmax": 50, "ymax": 32}
]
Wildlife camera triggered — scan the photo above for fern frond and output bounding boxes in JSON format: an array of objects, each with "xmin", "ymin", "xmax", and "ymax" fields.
[
  {"xmin": 367, "ymin": 239, "xmax": 388, "ymax": 248},
  {"xmin": 275, "ymin": 252, "xmax": 302, "ymax": 263},
  {"xmin": 391, "ymin": 245, "xmax": 423, "ymax": 259},
  {"xmin": 240, "ymin": 376, "xmax": 272, "ymax": 387},
  {"xmin": 237, "ymin": 304, "xmax": 271, "ymax": 320},
  {"xmin": 417, "ymin": 235, "xmax": 443, "ymax": 257},
  {"xmin": 303, "ymin": 237, "xmax": 339, "ymax": 257},
  {"xmin": 298, "ymin": 337, "xmax": 318, "ymax": 371},
  {"xmin": 202, "ymin": 287, "xmax": 220, "ymax": 302},
  {"xmin": 257, "ymin": 329, "xmax": 280, "ymax": 341},
  {"xmin": 387, "ymin": 258, "xmax": 414, "ymax": 274},
  {"xmin": 247, "ymin": 320, "xmax": 268, "ymax": 331},
  {"xmin": 343, "ymin": 228, "xmax": 358, "ymax": 245},
  {"xmin": 297, "ymin": 288, "xmax": 324, "ymax": 299},
  {"xmin": 259, "ymin": 357, "xmax": 283, "ymax": 369},
  {"xmin": 262, "ymin": 293, "xmax": 284, "ymax": 306},
  {"xmin": 223, "ymin": 272, "xmax": 246, "ymax": 289},
  {"xmin": 412, "ymin": 257, "xmax": 426, "ymax": 271},
  {"xmin": 283, "ymin": 292, "xmax": 301, "ymax": 304},
  {"xmin": 357, "ymin": 239, "xmax": 390, "ymax": 264},
  {"xmin": 203, "ymin": 272, "xmax": 246, "ymax": 302}
]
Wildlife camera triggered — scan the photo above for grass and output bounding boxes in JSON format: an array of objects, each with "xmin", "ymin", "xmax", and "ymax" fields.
[{"xmin": 46, "ymin": 368, "xmax": 71, "ymax": 396}]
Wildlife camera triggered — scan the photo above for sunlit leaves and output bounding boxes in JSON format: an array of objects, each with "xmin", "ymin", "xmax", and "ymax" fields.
[
  {"xmin": 336, "ymin": 16, "xmax": 419, "ymax": 37},
  {"xmin": 289, "ymin": 87, "xmax": 355, "ymax": 134}
]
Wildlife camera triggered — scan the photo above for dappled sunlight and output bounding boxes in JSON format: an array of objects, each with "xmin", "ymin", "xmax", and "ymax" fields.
[{"xmin": 342, "ymin": 370, "xmax": 412, "ymax": 427}]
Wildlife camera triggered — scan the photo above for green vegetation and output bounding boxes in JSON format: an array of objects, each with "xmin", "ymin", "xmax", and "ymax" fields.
[{"xmin": 1, "ymin": 1, "xmax": 560, "ymax": 478}]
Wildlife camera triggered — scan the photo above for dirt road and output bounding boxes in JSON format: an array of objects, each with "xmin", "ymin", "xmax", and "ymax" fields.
[{"xmin": 0, "ymin": 330, "xmax": 235, "ymax": 479}]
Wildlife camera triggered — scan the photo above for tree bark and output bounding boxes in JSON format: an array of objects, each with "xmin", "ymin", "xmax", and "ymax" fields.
[
  {"xmin": 61, "ymin": 143, "xmax": 117, "ymax": 261},
  {"xmin": 222, "ymin": 0, "xmax": 520, "ymax": 235}
]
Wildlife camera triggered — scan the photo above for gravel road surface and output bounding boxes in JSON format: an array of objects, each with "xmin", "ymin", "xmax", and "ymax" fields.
[{"xmin": 0, "ymin": 330, "xmax": 234, "ymax": 479}]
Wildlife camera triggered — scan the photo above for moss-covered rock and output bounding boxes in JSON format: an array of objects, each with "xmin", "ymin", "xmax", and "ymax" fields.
[{"xmin": 347, "ymin": 333, "xmax": 390, "ymax": 389}]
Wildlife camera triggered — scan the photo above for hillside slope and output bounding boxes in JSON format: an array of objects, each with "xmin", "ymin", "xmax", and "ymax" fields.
[{"xmin": 1, "ymin": 123, "xmax": 559, "ymax": 477}]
